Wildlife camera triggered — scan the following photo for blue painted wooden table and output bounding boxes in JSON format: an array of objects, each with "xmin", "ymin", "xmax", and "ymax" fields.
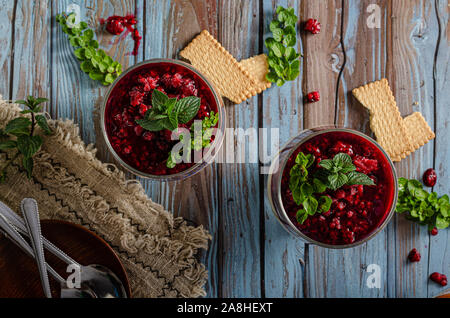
[{"xmin": 0, "ymin": 0, "xmax": 449, "ymax": 297}]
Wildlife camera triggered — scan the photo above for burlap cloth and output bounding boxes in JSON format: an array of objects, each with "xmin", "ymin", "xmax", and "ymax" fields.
[{"xmin": 0, "ymin": 97, "xmax": 211, "ymax": 298}]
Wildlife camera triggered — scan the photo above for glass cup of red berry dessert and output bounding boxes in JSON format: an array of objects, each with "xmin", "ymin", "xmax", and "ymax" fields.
[
  {"xmin": 267, "ymin": 127, "xmax": 398, "ymax": 248},
  {"xmin": 101, "ymin": 59, "xmax": 226, "ymax": 181}
]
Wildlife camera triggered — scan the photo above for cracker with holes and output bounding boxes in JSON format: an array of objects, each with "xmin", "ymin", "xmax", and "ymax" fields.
[
  {"xmin": 403, "ymin": 112, "xmax": 435, "ymax": 156},
  {"xmin": 180, "ymin": 30, "xmax": 270, "ymax": 104},
  {"xmin": 352, "ymin": 78, "xmax": 413, "ymax": 161}
]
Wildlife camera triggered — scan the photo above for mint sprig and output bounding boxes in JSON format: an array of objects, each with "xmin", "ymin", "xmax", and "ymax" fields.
[
  {"xmin": 56, "ymin": 12, "xmax": 122, "ymax": 86},
  {"xmin": 0, "ymin": 96, "xmax": 51, "ymax": 182},
  {"xmin": 289, "ymin": 152, "xmax": 332, "ymax": 224},
  {"xmin": 396, "ymin": 177, "xmax": 450, "ymax": 230},
  {"xmin": 265, "ymin": 6, "xmax": 301, "ymax": 86},
  {"xmin": 136, "ymin": 90, "xmax": 201, "ymax": 132},
  {"xmin": 289, "ymin": 151, "xmax": 376, "ymax": 224},
  {"xmin": 317, "ymin": 153, "xmax": 375, "ymax": 190},
  {"xmin": 166, "ymin": 111, "xmax": 219, "ymax": 169}
]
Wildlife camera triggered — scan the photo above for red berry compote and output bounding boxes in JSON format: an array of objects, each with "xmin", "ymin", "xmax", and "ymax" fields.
[
  {"xmin": 104, "ymin": 61, "xmax": 219, "ymax": 176},
  {"xmin": 280, "ymin": 131, "xmax": 396, "ymax": 245}
]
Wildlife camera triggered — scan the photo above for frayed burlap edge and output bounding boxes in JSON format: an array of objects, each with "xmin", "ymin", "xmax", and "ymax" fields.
[{"xmin": 0, "ymin": 97, "xmax": 211, "ymax": 298}]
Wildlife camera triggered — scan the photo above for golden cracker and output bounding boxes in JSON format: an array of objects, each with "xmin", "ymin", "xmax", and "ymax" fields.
[
  {"xmin": 402, "ymin": 112, "xmax": 435, "ymax": 155},
  {"xmin": 179, "ymin": 30, "xmax": 260, "ymax": 104},
  {"xmin": 239, "ymin": 54, "xmax": 272, "ymax": 92},
  {"xmin": 352, "ymin": 78, "xmax": 413, "ymax": 162}
]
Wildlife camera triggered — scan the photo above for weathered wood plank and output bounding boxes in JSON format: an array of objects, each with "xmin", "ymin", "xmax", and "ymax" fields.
[
  {"xmin": 298, "ymin": 0, "xmax": 357, "ymax": 298},
  {"xmin": 0, "ymin": 0, "xmax": 15, "ymax": 99},
  {"xmin": 217, "ymin": 0, "xmax": 262, "ymax": 297},
  {"xmin": 10, "ymin": 0, "xmax": 50, "ymax": 101},
  {"xmin": 143, "ymin": 0, "xmax": 220, "ymax": 297},
  {"xmin": 325, "ymin": 0, "xmax": 390, "ymax": 297},
  {"xmin": 428, "ymin": 0, "xmax": 450, "ymax": 298},
  {"xmin": 387, "ymin": 0, "xmax": 437, "ymax": 297},
  {"xmin": 262, "ymin": 0, "xmax": 305, "ymax": 298}
]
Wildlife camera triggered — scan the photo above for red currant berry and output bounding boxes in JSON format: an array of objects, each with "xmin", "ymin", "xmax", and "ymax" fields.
[
  {"xmin": 408, "ymin": 248, "xmax": 421, "ymax": 262},
  {"xmin": 430, "ymin": 227, "xmax": 438, "ymax": 236},
  {"xmin": 306, "ymin": 91, "xmax": 320, "ymax": 103},
  {"xmin": 423, "ymin": 168, "xmax": 437, "ymax": 187},
  {"xmin": 304, "ymin": 18, "xmax": 321, "ymax": 34}
]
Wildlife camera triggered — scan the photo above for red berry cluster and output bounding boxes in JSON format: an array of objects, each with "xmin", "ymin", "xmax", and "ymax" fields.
[
  {"xmin": 430, "ymin": 272, "xmax": 448, "ymax": 286},
  {"xmin": 306, "ymin": 91, "xmax": 320, "ymax": 103},
  {"xmin": 304, "ymin": 18, "xmax": 321, "ymax": 34},
  {"xmin": 408, "ymin": 248, "xmax": 421, "ymax": 262},
  {"xmin": 102, "ymin": 15, "xmax": 141, "ymax": 56}
]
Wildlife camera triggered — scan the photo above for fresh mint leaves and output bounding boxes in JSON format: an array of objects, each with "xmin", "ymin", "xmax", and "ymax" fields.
[
  {"xmin": 396, "ymin": 177, "xmax": 450, "ymax": 230},
  {"xmin": 265, "ymin": 6, "xmax": 301, "ymax": 86},
  {"xmin": 136, "ymin": 90, "xmax": 201, "ymax": 132},
  {"xmin": 289, "ymin": 151, "xmax": 376, "ymax": 224},
  {"xmin": 0, "ymin": 96, "xmax": 51, "ymax": 182},
  {"xmin": 56, "ymin": 12, "xmax": 122, "ymax": 86},
  {"xmin": 289, "ymin": 152, "xmax": 332, "ymax": 224},
  {"xmin": 166, "ymin": 111, "xmax": 219, "ymax": 169},
  {"xmin": 317, "ymin": 153, "xmax": 375, "ymax": 190}
]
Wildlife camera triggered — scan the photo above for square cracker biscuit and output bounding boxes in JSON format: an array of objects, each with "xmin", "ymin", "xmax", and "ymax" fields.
[
  {"xmin": 402, "ymin": 112, "xmax": 435, "ymax": 156},
  {"xmin": 180, "ymin": 30, "xmax": 267, "ymax": 104},
  {"xmin": 352, "ymin": 78, "xmax": 413, "ymax": 161},
  {"xmin": 239, "ymin": 54, "xmax": 272, "ymax": 92}
]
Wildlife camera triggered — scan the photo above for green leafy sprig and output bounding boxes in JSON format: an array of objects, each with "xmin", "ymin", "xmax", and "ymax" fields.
[
  {"xmin": 166, "ymin": 111, "xmax": 219, "ymax": 169},
  {"xmin": 316, "ymin": 153, "xmax": 375, "ymax": 191},
  {"xmin": 265, "ymin": 6, "xmax": 301, "ymax": 86},
  {"xmin": 136, "ymin": 89, "xmax": 201, "ymax": 132},
  {"xmin": 289, "ymin": 152, "xmax": 332, "ymax": 224},
  {"xmin": 396, "ymin": 178, "xmax": 449, "ymax": 230},
  {"xmin": 56, "ymin": 12, "xmax": 122, "ymax": 86},
  {"xmin": 289, "ymin": 152, "xmax": 376, "ymax": 224},
  {"xmin": 0, "ymin": 96, "xmax": 51, "ymax": 182}
]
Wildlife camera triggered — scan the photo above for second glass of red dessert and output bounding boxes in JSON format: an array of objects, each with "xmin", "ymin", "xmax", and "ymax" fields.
[{"xmin": 267, "ymin": 127, "xmax": 398, "ymax": 248}]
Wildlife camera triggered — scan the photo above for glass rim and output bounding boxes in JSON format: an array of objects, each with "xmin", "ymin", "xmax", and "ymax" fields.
[
  {"xmin": 267, "ymin": 126, "xmax": 399, "ymax": 249},
  {"xmin": 100, "ymin": 58, "xmax": 226, "ymax": 182}
]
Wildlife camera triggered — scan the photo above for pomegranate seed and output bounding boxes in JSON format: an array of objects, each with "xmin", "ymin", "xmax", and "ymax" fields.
[
  {"xmin": 306, "ymin": 91, "xmax": 320, "ymax": 103},
  {"xmin": 408, "ymin": 248, "xmax": 421, "ymax": 262},
  {"xmin": 105, "ymin": 18, "xmax": 125, "ymax": 35},
  {"xmin": 430, "ymin": 227, "xmax": 438, "ymax": 236},
  {"xmin": 304, "ymin": 18, "xmax": 321, "ymax": 34},
  {"xmin": 423, "ymin": 168, "xmax": 437, "ymax": 187},
  {"xmin": 430, "ymin": 272, "xmax": 447, "ymax": 286}
]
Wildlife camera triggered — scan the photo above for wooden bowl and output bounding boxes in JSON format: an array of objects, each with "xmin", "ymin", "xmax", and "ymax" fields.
[{"xmin": 0, "ymin": 219, "xmax": 131, "ymax": 298}]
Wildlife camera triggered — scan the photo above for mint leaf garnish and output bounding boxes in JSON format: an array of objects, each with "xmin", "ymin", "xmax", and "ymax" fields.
[
  {"xmin": 56, "ymin": 12, "xmax": 122, "ymax": 86},
  {"xmin": 175, "ymin": 96, "xmax": 201, "ymax": 124},
  {"xmin": 137, "ymin": 89, "xmax": 201, "ymax": 133},
  {"xmin": 0, "ymin": 96, "xmax": 51, "ymax": 182},
  {"xmin": 318, "ymin": 152, "xmax": 375, "ymax": 190},
  {"xmin": 265, "ymin": 6, "xmax": 301, "ymax": 86},
  {"xmin": 346, "ymin": 171, "xmax": 375, "ymax": 186}
]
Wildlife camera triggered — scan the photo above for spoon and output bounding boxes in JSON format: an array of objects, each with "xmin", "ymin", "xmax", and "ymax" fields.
[
  {"xmin": 20, "ymin": 198, "xmax": 52, "ymax": 298},
  {"xmin": 0, "ymin": 201, "xmax": 128, "ymax": 298},
  {"xmin": 0, "ymin": 213, "xmax": 95, "ymax": 297}
]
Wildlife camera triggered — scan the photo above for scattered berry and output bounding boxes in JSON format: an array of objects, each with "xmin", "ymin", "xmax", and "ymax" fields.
[
  {"xmin": 430, "ymin": 227, "xmax": 438, "ymax": 236},
  {"xmin": 408, "ymin": 248, "xmax": 421, "ymax": 262},
  {"xmin": 423, "ymin": 168, "xmax": 437, "ymax": 187},
  {"xmin": 105, "ymin": 17, "xmax": 125, "ymax": 35},
  {"xmin": 306, "ymin": 91, "xmax": 320, "ymax": 103},
  {"xmin": 304, "ymin": 18, "xmax": 321, "ymax": 34},
  {"xmin": 430, "ymin": 272, "xmax": 448, "ymax": 286},
  {"xmin": 102, "ymin": 15, "xmax": 141, "ymax": 55}
]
